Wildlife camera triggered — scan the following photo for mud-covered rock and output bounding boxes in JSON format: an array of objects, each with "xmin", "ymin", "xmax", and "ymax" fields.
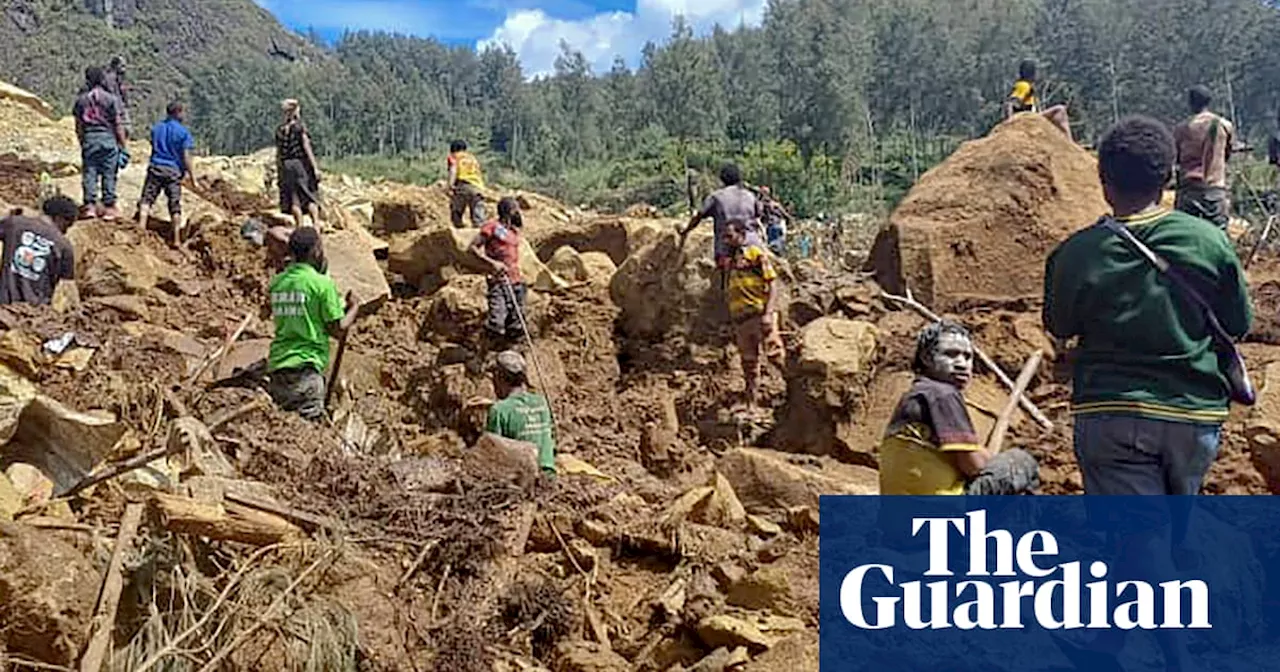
[
  {"xmin": 742, "ymin": 632, "xmax": 818, "ymax": 672},
  {"xmin": 547, "ymin": 246, "xmax": 617, "ymax": 287},
  {"xmin": 324, "ymin": 228, "xmax": 392, "ymax": 314},
  {"xmin": 717, "ymin": 448, "xmax": 878, "ymax": 514},
  {"xmin": 464, "ymin": 433, "xmax": 540, "ymax": 489},
  {"xmin": 696, "ymin": 615, "xmax": 773, "ymax": 653},
  {"xmin": 0, "ymin": 522, "xmax": 101, "ymax": 666},
  {"xmin": 387, "ymin": 224, "xmax": 566, "ymax": 292},
  {"xmin": 372, "ymin": 184, "xmax": 439, "ymax": 233},
  {"xmin": 553, "ymin": 640, "xmax": 630, "ymax": 672},
  {"xmin": 775, "ymin": 318, "xmax": 880, "ymax": 460},
  {"xmin": 422, "ymin": 274, "xmax": 489, "ymax": 343},
  {"xmin": 610, "ymin": 228, "xmax": 718, "ymax": 341},
  {"xmin": 81, "ymin": 244, "xmax": 170, "ymax": 297},
  {"xmin": 1248, "ymin": 362, "xmax": 1280, "ymax": 494}
]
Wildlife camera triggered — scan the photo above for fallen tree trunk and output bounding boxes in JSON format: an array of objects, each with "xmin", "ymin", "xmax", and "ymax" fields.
[{"xmin": 151, "ymin": 493, "xmax": 303, "ymax": 546}]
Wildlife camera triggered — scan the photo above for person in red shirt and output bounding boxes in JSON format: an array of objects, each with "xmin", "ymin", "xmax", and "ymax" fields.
[{"xmin": 470, "ymin": 197, "xmax": 526, "ymax": 339}]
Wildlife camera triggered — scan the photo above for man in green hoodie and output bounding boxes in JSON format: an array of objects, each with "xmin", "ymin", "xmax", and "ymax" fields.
[{"xmin": 1044, "ymin": 115, "xmax": 1252, "ymax": 497}]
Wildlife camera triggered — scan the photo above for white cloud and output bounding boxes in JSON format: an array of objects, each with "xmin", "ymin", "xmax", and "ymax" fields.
[{"xmin": 478, "ymin": 0, "xmax": 766, "ymax": 77}]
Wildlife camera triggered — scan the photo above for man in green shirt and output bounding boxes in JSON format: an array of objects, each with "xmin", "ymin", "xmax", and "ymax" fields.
[
  {"xmin": 1044, "ymin": 115, "xmax": 1253, "ymax": 672},
  {"xmin": 486, "ymin": 350, "xmax": 556, "ymax": 475},
  {"xmin": 267, "ymin": 228, "xmax": 358, "ymax": 421}
]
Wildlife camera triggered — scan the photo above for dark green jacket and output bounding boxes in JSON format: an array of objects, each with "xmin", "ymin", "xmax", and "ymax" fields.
[{"xmin": 1043, "ymin": 208, "xmax": 1252, "ymax": 424}]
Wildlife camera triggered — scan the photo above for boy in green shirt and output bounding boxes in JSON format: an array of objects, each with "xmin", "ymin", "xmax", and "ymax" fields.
[
  {"xmin": 267, "ymin": 228, "xmax": 358, "ymax": 421},
  {"xmin": 485, "ymin": 350, "xmax": 556, "ymax": 475}
]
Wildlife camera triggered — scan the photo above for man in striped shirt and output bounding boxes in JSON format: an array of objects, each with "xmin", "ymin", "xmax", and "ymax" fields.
[{"xmin": 724, "ymin": 219, "xmax": 783, "ymax": 407}]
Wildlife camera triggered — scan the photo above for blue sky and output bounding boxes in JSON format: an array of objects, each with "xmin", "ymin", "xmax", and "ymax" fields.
[{"xmin": 254, "ymin": 0, "xmax": 765, "ymax": 76}]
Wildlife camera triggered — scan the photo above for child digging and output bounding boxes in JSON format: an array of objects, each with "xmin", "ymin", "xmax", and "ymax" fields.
[
  {"xmin": 878, "ymin": 320, "xmax": 1040, "ymax": 496},
  {"xmin": 724, "ymin": 219, "xmax": 784, "ymax": 408}
]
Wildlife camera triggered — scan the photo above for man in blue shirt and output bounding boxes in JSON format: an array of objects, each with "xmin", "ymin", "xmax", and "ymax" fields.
[{"xmin": 139, "ymin": 101, "xmax": 195, "ymax": 245}]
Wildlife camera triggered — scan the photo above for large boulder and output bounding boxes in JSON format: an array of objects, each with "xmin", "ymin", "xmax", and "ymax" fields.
[
  {"xmin": 774, "ymin": 318, "xmax": 880, "ymax": 461},
  {"xmin": 717, "ymin": 448, "xmax": 878, "ymax": 514},
  {"xmin": 530, "ymin": 216, "xmax": 632, "ymax": 265},
  {"xmin": 422, "ymin": 275, "xmax": 490, "ymax": 343},
  {"xmin": 0, "ymin": 523, "xmax": 101, "ymax": 666},
  {"xmin": 81, "ymin": 244, "xmax": 170, "ymax": 297},
  {"xmin": 1247, "ymin": 362, "xmax": 1280, "ymax": 494},
  {"xmin": 610, "ymin": 228, "xmax": 718, "ymax": 341},
  {"xmin": 324, "ymin": 228, "xmax": 392, "ymax": 314},
  {"xmin": 387, "ymin": 225, "xmax": 566, "ymax": 293},
  {"xmin": 372, "ymin": 184, "xmax": 445, "ymax": 234},
  {"xmin": 547, "ymin": 246, "xmax": 617, "ymax": 287},
  {"xmin": 4, "ymin": 396, "xmax": 127, "ymax": 492},
  {"xmin": 869, "ymin": 114, "xmax": 1107, "ymax": 312}
]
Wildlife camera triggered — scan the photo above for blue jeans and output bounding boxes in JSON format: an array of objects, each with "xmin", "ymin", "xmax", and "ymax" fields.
[
  {"xmin": 81, "ymin": 130, "xmax": 120, "ymax": 207},
  {"xmin": 1073, "ymin": 413, "xmax": 1221, "ymax": 496}
]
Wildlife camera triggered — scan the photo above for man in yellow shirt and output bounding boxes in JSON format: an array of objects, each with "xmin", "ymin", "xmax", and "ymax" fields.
[
  {"xmin": 1005, "ymin": 59, "xmax": 1073, "ymax": 142},
  {"xmin": 448, "ymin": 139, "xmax": 486, "ymax": 228},
  {"xmin": 878, "ymin": 321, "xmax": 1039, "ymax": 495},
  {"xmin": 724, "ymin": 219, "xmax": 784, "ymax": 407}
]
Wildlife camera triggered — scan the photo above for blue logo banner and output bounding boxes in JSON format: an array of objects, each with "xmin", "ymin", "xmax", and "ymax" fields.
[{"xmin": 819, "ymin": 496, "xmax": 1280, "ymax": 671}]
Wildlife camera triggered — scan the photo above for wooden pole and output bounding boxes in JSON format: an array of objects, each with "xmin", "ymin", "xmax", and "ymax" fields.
[
  {"xmin": 880, "ymin": 289, "xmax": 1054, "ymax": 430},
  {"xmin": 79, "ymin": 502, "xmax": 144, "ymax": 672},
  {"xmin": 325, "ymin": 325, "xmax": 352, "ymax": 409},
  {"xmin": 987, "ymin": 350, "xmax": 1044, "ymax": 456}
]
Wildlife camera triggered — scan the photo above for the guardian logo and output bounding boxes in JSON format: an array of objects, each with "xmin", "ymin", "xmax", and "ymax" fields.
[{"xmin": 839, "ymin": 510, "xmax": 1211, "ymax": 631}]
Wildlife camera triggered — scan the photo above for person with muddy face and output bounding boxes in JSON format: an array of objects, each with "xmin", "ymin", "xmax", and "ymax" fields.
[
  {"xmin": 265, "ymin": 228, "xmax": 357, "ymax": 421},
  {"xmin": 487, "ymin": 350, "xmax": 556, "ymax": 476},
  {"xmin": 877, "ymin": 320, "xmax": 1040, "ymax": 496}
]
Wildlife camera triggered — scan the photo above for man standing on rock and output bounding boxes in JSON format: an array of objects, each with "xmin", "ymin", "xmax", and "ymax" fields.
[
  {"xmin": 471, "ymin": 197, "xmax": 527, "ymax": 341},
  {"xmin": 1046, "ymin": 114, "xmax": 1251, "ymax": 496},
  {"xmin": 73, "ymin": 67, "xmax": 127, "ymax": 221},
  {"xmin": 267, "ymin": 228, "xmax": 358, "ymax": 421},
  {"xmin": 878, "ymin": 320, "xmax": 1040, "ymax": 496},
  {"xmin": 0, "ymin": 196, "xmax": 77, "ymax": 306},
  {"xmin": 1173, "ymin": 86, "xmax": 1235, "ymax": 230},
  {"xmin": 681, "ymin": 163, "xmax": 763, "ymax": 275},
  {"xmin": 138, "ymin": 101, "xmax": 196, "ymax": 245},
  {"xmin": 448, "ymin": 140, "xmax": 486, "ymax": 228},
  {"xmin": 275, "ymin": 99, "xmax": 323, "ymax": 229},
  {"xmin": 487, "ymin": 350, "xmax": 556, "ymax": 476}
]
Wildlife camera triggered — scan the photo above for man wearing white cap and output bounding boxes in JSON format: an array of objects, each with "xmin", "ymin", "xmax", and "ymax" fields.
[{"xmin": 486, "ymin": 350, "xmax": 556, "ymax": 475}]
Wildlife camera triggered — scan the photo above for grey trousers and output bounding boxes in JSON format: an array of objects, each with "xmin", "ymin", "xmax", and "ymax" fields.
[
  {"xmin": 268, "ymin": 367, "xmax": 326, "ymax": 421},
  {"xmin": 81, "ymin": 131, "xmax": 120, "ymax": 207}
]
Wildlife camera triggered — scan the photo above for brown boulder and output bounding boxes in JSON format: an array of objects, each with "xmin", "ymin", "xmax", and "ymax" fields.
[
  {"xmin": 775, "ymin": 318, "xmax": 880, "ymax": 460},
  {"xmin": 464, "ymin": 433, "xmax": 541, "ymax": 489},
  {"xmin": 717, "ymin": 448, "xmax": 878, "ymax": 514},
  {"xmin": 324, "ymin": 228, "xmax": 392, "ymax": 313},
  {"xmin": 0, "ymin": 523, "xmax": 101, "ymax": 666},
  {"xmin": 742, "ymin": 632, "xmax": 818, "ymax": 672},
  {"xmin": 422, "ymin": 274, "xmax": 490, "ymax": 343},
  {"xmin": 610, "ymin": 228, "xmax": 718, "ymax": 341},
  {"xmin": 372, "ymin": 184, "xmax": 441, "ymax": 233},
  {"xmin": 387, "ymin": 225, "xmax": 566, "ymax": 293},
  {"xmin": 1248, "ymin": 362, "xmax": 1280, "ymax": 493},
  {"xmin": 870, "ymin": 114, "xmax": 1107, "ymax": 311},
  {"xmin": 80, "ymin": 244, "xmax": 171, "ymax": 297},
  {"xmin": 547, "ymin": 246, "xmax": 617, "ymax": 287},
  {"xmin": 553, "ymin": 640, "xmax": 630, "ymax": 672}
]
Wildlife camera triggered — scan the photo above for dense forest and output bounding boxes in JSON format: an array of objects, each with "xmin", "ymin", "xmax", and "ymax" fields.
[{"xmin": 6, "ymin": 0, "xmax": 1280, "ymax": 215}]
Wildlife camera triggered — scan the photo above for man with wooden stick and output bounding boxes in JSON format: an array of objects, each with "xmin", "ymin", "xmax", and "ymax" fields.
[
  {"xmin": 266, "ymin": 228, "xmax": 357, "ymax": 421},
  {"xmin": 877, "ymin": 320, "xmax": 1040, "ymax": 496}
]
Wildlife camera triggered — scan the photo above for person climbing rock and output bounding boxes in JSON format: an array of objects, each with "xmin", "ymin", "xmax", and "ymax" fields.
[
  {"xmin": 266, "ymin": 228, "xmax": 357, "ymax": 422},
  {"xmin": 0, "ymin": 196, "xmax": 77, "ymax": 306},
  {"xmin": 681, "ymin": 163, "xmax": 764, "ymax": 274},
  {"xmin": 1005, "ymin": 59, "xmax": 1073, "ymax": 141},
  {"xmin": 138, "ymin": 101, "xmax": 196, "ymax": 244},
  {"xmin": 73, "ymin": 66, "xmax": 127, "ymax": 221},
  {"xmin": 877, "ymin": 320, "xmax": 1040, "ymax": 496},
  {"xmin": 724, "ymin": 219, "xmax": 784, "ymax": 408},
  {"xmin": 471, "ymin": 197, "xmax": 527, "ymax": 340},
  {"xmin": 1173, "ymin": 86, "xmax": 1235, "ymax": 230},
  {"xmin": 758, "ymin": 185, "xmax": 791, "ymax": 257},
  {"xmin": 486, "ymin": 350, "xmax": 557, "ymax": 476},
  {"xmin": 448, "ymin": 139, "xmax": 486, "ymax": 228},
  {"xmin": 275, "ymin": 99, "xmax": 323, "ymax": 229}
]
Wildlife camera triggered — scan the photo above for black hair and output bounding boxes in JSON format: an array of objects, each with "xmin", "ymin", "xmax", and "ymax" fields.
[
  {"xmin": 1097, "ymin": 115, "xmax": 1175, "ymax": 196},
  {"xmin": 167, "ymin": 101, "xmax": 185, "ymax": 117},
  {"xmin": 1188, "ymin": 86, "xmax": 1213, "ymax": 112},
  {"xmin": 85, "ymin": 66, "xmax": 106, "ymax": 88},
  {"xmin": 109, "ymin": 55, "xmax": 125, "ymax": 70},
  {"xmin": 720, "ymin": 163, "xmax": 742, "ymax": 186},
  {"xmin": 498, "ymin": 197, "xmax": 523, "ymax": 228},
  {"xmin": 912, "ymin": 320, "xmax": 972, "ymax": 375},
  {"xmin": 1018, "ymin": 59, "xmax": 1037, "ymax": 82},
  {"xmin": 450, "ymin": 140, "xmax": 468, "ymax": 153},
  {"xmin": 288, "ymin": 227, "xmax": 321, "ymax": 261},
  {"xmin": 496, "ymin": 366, "xmax": 528, "ymax": 387},
  {"xmin": 42, "ymin": 195, "xmax": 78, "ymax": 223}
]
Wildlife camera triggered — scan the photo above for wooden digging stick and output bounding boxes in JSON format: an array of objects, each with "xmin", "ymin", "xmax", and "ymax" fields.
[
  {"xmin": 986, "ymin": 350, "xmax": 1044, "ymax": 456},
  {"xmin": 880, "ymin": 289, "xmax": 1054, "ymax": 430},
  {"xmin": 79, "ymin": 502, "xmax": 144, "ymax": 672},
  {"xmin": 325, "ymin": 323, "xmax": 352, "ymax": 408}
]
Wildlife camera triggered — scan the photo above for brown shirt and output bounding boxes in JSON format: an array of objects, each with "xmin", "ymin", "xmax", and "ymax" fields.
[
  {"xmin": 0, "ymin": 216, "xmax": 74, "ymax": 306},
  {"xmin": 1174, "ymin": 111, "xmax": 1234, "ymax": 189}
]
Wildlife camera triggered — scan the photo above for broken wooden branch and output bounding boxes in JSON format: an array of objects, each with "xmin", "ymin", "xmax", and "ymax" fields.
[
  {"xmin": 59, "ymin": 445, "xmax": 175, "ymax": 499},
  {"xmin": 151, "ymin": 492, "xmax": 303, "ymax": 546},
  {"xmin": 185, "ymin": 312, "xmax": 253, "ymax": 386},
  {"xmin": 987, "ymin": 350, "xmax": 1044, "ymax": 456},
  {"xmin": 879, "ymin": 289, "xmax": 1053, "ymax": 430},
  {"xmin": 79, "ymin": 502, "xmax": 144, "ymax": 672},
  {"xmin": 397, "ymin": 539, "xmax": 440, "ymax": 587},
  {"xmin": 223, "ymin": 492, "xmax": 344, "ymax": 533},
  {"xmin": 206, "ymin": 395, "xmax": 271, "ymax": 432}
]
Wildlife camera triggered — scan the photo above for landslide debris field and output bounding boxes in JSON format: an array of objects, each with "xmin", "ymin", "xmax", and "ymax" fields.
[{"xmin": 0, "ymin": 84, "xmax": 1278, "ymax": 672}]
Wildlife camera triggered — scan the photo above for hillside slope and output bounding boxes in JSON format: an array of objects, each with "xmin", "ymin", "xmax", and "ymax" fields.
[{"xmin": 1, "ymin": 0, "xmax": 324, "ymax": 119}]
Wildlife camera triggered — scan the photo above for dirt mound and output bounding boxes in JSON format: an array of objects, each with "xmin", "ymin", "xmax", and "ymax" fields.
[{"xmin": 869, "ymin": 113, "xmax": 1108, "ymax": 311}]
